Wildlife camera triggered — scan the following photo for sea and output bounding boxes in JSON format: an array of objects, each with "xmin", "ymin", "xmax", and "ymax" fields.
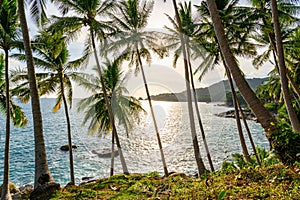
[{"xmin": 0, "ymin": 98, "xmax": 269, "ymax": 187}]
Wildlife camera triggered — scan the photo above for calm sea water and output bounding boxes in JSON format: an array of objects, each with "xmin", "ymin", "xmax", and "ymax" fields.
[{"xmin": 0, "ymin": 98, "xmax": 269, "ymax": 187}]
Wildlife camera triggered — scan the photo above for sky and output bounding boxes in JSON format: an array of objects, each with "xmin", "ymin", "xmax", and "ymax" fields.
[{"xmin": 10, "ymin": 0, "xmax": 273, "ymax": 99}]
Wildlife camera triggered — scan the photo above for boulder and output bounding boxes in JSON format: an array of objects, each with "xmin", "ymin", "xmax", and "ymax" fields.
[
  {"xmin": 60, "ymin": 144, "xmax": 77, "ymax": 151},
  {"xmin": 0, "ymin": 182, "xmax": 20, "ymax": 196},
  {"xmin": 91, "ymin": 149, "xmax": 119, "ymax": 158},
  {"xmin": 29, "ymin": 182, "xmax": 60, "ymax": 200}
]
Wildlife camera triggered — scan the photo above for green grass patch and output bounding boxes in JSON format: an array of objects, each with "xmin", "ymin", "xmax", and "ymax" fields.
[{"xmin": 50, "ymin": 164, "xmax": 300, "ymax": 199}]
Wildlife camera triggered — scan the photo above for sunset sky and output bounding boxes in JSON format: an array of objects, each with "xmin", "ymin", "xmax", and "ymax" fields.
[{"xmin": 12, "ymin": 0, "xmax": 272, "ymax": 98}]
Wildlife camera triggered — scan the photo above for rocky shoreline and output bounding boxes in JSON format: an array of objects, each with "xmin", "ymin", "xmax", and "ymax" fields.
[{"xmin": 215, "ymin": 109, "xmax": 258, "ymax": 121}]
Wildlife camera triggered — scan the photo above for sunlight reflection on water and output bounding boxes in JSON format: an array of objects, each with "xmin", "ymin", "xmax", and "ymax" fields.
[{"xmin": 0, "ymin": 99, "xmax": 269, "ymax": 187}]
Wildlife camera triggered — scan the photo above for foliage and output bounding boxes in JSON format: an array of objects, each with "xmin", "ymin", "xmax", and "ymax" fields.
[
  {"xmin": 50, "ymin": 163, "xmax": 300, "ymax": 199},
  {"xmin": 77, "ymin": 59, "xmax": 144, "ymax": 136},
  {"xmin": 225, "ymin": 91, "xmax": 246, "ymax": 107},
  {"xmin": 0, "ymin": 54, "xmax": 27, "ymax": 127},
  {"xmin": 269, "ymin": 120, "xmax": 300, "ymax": 164}
]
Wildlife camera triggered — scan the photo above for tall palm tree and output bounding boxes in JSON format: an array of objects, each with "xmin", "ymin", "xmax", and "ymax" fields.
[
  {"xmin": 109, "ymin": 0, "xmax": 169, "ymax": 176},
  {"xmin": 248, "ymin": 0, "xmax": 300, "ymax": 128},
  {"xmin": 49, "ymin": 0, "xmax": 129, "ymax": 174},
  {"xmin": 17, "ymin": 0, "xmax": 55, "ymax": 189},
  {"xmin": 270, "ymin": 0, "xmax": 300, "ymax": 132},
  {"xmin": 205, "ymin": 0, "xmax": 280, "ymax": 151},
  {"xmin": 164, "ymin": 0, "xmax": 207, "ymax": 175},
  {"xmin": 0, "ymin": 1, "xmax": 21, "ymax": 199},
  {"xmin": 12, "ymin": 30, "xmax": 88, "ymax": 185},
  {"xmin": 163, "ymin": 1, "xmax": 214, "ymax": 172}
]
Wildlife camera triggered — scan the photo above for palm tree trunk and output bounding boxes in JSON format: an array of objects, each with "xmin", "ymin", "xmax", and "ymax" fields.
[
  {"xmin": 110, "ymin": 130, "xmax": 115, "ymax": 176},
  {"xmin": 206, "ymin": 0, "xmax": 277, "ymax": 135},
  {"xmin": 270, "ymin": 0, "xmax": 300, "ymax": 132},
  {"xmin": 1, "ymin": 50, "xmax": 12, "ymax": 200},
  {"xmin": 136, "ymin": 47, "xmax": 169, "ymax": 177},
  {"xmin": 269, "ymin": 34, "xmax": 300, "ymax": 106},
  {"xmin": 172, "ymin": 0, "xmax": 206, "ymax": 175},
  {"xmin": 186, "ymin": 45, "xmax": 214, "ymax": 172},
  {"xmin": 235, "ymin": 94, "xmax": 261, "ymax": 165},
  {"xmin": 90, "ymin": 30, "xmax": 129, "ymax": 175},
  {"xmin": 60, "ymin": 76, "xmax": 75, "ymax": 185},
  {"xmin": 224, "ymin": 65, "xmax": 251, "ymax": 163},
  {"xmin": 17, "ymin": 0, "xmax": 53, "ymax": 188}
]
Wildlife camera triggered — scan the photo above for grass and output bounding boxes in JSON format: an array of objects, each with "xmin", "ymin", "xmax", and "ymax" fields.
[{"xmin": 49, "ymin": 163, "xmax": 300, "ymax": 199}]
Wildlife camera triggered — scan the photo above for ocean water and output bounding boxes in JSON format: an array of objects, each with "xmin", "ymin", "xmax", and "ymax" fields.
[{"xmin": 0, "ymin": 98, "xmax": 269, "ymax": 187}]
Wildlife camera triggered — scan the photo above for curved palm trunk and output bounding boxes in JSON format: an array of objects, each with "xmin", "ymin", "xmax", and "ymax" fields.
[
  {"xmin": 90, "ymin": 30, "xmax": 129, "ymax": 174},
  {"xmin": 60, "ymin": 77, "xmax": 75, "ymax": 185},
  {"xmin": 17, "ymin": 0, "xmax": 53, "ymax": 188},
  {"xmin": 186, "ymin": 45, "xmax": 214, "ymax": 172},
  {"xmin": 136, "ymin": 48, "xmax": 169, "ymax": 177},
  {"xmin": 224, "ymin": 65, "xmax": 251, "ymax": 163},
  {"xmin": 206, "ymin": 0, "xmax": 277, "ymax": 136},
  {"xmin": 172, "ymin": 0, "xmax": 206, "ymax": 175},
  {"xmin": 1, "ymin": 50, "xmax": 12, "ymax": 200}
]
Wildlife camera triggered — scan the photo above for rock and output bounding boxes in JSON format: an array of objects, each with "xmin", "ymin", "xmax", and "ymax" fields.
[
  {"xmin": 29, "ymin": 182, "xmax": 60, "ymax": 200},
  {"xmin": 0, "ymin": 182, "xmax": 20, "ymax": 196},
  {"xmin": 215, "ymin": 109, "xmax": 257, "ymax": 121},
  {"xmin": 12, "ymin": 185, "xmax": 33, "ymax": 200},
  {"xmin": 168, "ymin": 172, "xmax": 188, "ymax": 179},
  {"xmin": 60, "ymin": 144, "xmax": 77, "ymax": 151},
  {"xmin": 91, "ymin": 149, "xmax": 119, "ymax": 158},
  {"xmin": 82, "ymin": 177, "xmax": 94, "ymax": 181}
]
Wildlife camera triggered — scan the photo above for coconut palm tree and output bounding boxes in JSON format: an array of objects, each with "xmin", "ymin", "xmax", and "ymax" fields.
[
  {"xmin": 12, "ymin": 30, "xmax": 88, "ymax": 185},
  {"xmin": 163, "ymin": 1, "xmax": 214, "ymax": 172},
  {"xmin": 248, "ymin": 0, "xmax": 300, "ymax": 130},
  {"xmin": 0, "ymin": 1, "xmax": 23, "ymax": 199},
  {"xmin": 108, "ymin": 0, "xmax": 169, "ymax": 176},
  {"xmin": 17, "ymin": 0, "xmax": 55, "ymax": 190},
  {"xmin": 195, "ymin": 0, "xmax": 259, "ymax": 163},
  {"xmin": 163, "ymin": 0, "xmax": 207, "ymax": 175},
  {"xmin": 77, "ymin": 58, "xmax": 144, "ymax": 175},
  {"xmin": 205, "ymin": 0, "xmax": 281, "ymax": 153},
  {"xmin": 49, "ymin": 0, "xmax": 129, "ymax": 174},
  {"xmin": 270, "ymin": 0, "xmax": 300, "ymax": 132}
]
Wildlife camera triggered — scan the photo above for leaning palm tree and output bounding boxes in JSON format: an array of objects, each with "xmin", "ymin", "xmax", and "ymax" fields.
[
  {"xmin": 108, "ymin": 0, "xmax": 169, "ymax": 176},
  {"xmin": 77, "ymin": 59, "xmax": 144, "ymax": 176},
  {"xmin": 196, "ymin": 0, "xmax": 258, "ymax": 163},
  {"xmin": 49, "ymin": 0, "xmax": 129, "ymax": 174},
  {"xmin": 205, "ymin": 0, "xmax": 282, "ymax": 153},
  {"xmin": 17, "ymin": 0, "xmax": 56, "ymax": 191},
  {"xmin": 12, "ymin": 30, "xmax": 88, "ymax": 185},
  {"xmin": 163, "ymin": 1, "xmax": 214, "ymax": 172}
]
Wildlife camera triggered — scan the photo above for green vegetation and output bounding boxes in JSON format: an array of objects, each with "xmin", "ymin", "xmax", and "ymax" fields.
[{"xmin": 50, "ymin": 163, "xmax": 300, "ymax": 199}]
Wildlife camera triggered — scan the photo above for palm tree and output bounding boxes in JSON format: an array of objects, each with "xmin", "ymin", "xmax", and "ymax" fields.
[
  {"xmin": 205, "ymin": 0, "xmax": 280, "ymax": 152},
  {"xmin": 109, "ymin": 0, "xmax": 169, "ymax": 176},
  {"xmin": 195, "ymin": 0, "xmax": 259, "ymax": 163},
  {"xmin": 270, "ymin": 0, "xmax": 300, "ymax": 132},
  {"xmin": 77, "ymin": 59, "xmax": 144, "ymax": 175},
  {"xmin": 12, "ymin": 30, "xmax": 88, "ymax": 185},
  {"xmin": 17, "ymin": 0, "xmax": 55, "ymax": 190},
  {"xmin": 0, "ymin": 1, "xmax": 21, "ymax": 199},
  {"xmin": 163, "ymin": 1, "xmax": 214, "ymax": 172},
  {"xmin": 49, "ymin": 0, "xmax": 129, "ymax": 174},
  {"xmin": 164, "ymin": 0, "xmax": 207, "ymax": 175}
]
